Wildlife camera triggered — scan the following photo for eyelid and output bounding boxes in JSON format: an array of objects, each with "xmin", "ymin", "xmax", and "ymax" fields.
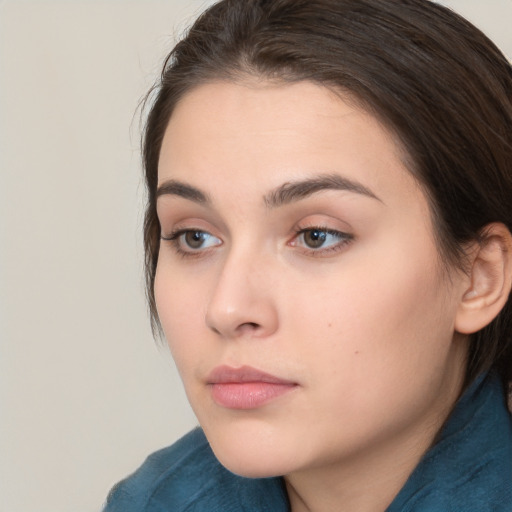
[
  {"xmin": 289, "ymin": 224, "xmax": 354, "ymax": 256},
  {"xmin": 161, "ymin": 226, "xmax": 223, "ymax": 258},
  {"xmin": 159, "ymin": 215, "xmax": 219, "ymax": 241}
]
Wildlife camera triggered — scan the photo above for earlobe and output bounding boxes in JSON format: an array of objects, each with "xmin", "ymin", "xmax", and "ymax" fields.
[{"xmin": 455, "ymin": 223, "xmax": 512, "ymax": 335}]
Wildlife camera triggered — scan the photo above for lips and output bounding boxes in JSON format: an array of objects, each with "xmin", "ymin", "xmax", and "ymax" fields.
[{"xmin": 206, "ymin": 365, "xmax": 298, "ymax": 409}]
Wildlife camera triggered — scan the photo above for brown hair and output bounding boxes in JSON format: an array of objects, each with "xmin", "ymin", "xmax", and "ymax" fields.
[{"xmin": 142, "ymin": 0, "xmax": 512, "ymax": 388}]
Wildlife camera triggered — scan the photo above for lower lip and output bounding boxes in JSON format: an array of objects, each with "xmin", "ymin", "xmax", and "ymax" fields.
[{"xmin": 210, "ymin": 382, "xmax": 297, "ymax": 409}]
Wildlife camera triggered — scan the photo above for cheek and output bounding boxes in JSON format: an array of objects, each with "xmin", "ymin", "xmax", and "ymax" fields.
[
  {"xmin": 154, "ymin": 263, "xmax": 208, "ymax": 372},
  {"xmin": 276, "ymin": 258, "xmax": 460, "ymax": 459},
  {"xmin": 286, "ymin": 239, "xmax": 455, "ymax": 388}
]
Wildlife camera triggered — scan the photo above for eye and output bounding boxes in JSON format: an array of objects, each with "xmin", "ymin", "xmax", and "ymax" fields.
[
  {"xmin": 291, "ymin": 227, "xmax": 353, "ymax": 254},
  {"xmin": 181, "ymin": 230, "xmax": 217, "ymax": 250},
  {"xmin": 161, "ymin": 229, "xmax": 222, "ymax": 254},
  {"xmin": 301, "ymin": 229, "xmax": 330, "ymax": 248}
]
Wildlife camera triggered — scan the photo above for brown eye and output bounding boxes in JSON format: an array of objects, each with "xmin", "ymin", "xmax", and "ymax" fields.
[
  {"xmin": 184, "ymin": 230, "xmax": 209, "ymax": 249},
  {"xmin": 173, "ymin": 229, "xmax": 222, "ymax": 253},
  {"xmin": 303, "ymin": 229, "xmax": 327, "ymax": 248},
  {"xmin": 161, "ymin": 228, "xmax": 222, "ymax": 254},
  {"xmin": 292, "ymin": 227, "xmax": 353, "ymax": 254}
]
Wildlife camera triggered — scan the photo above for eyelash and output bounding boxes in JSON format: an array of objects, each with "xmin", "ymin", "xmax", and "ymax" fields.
[
  {"xmin": 291, "ymin": 226, "xmax": 354, "ymax": 256},
  {"xmin": 161, "ymin": 229, "xmax": 221, "ymax": 259},
  {"xmin": 160, "ymin": 226, "xmax": 354, "ymax": 258}
]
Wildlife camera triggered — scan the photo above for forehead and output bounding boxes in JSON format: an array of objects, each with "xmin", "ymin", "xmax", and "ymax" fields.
[{"xmin": 158, "ymin": 80, "xmax": 424, "ymax": 211}]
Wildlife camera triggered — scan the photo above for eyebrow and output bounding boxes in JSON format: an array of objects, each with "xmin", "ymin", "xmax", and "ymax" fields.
[
  {"xmin": 156, "ymin": 180, "xmax": 210, "ymax": 204},
  {"xmin": 155, "ymin": 173, "xmax": 381, "ymax": 208},
  {"xmin": 263, "ymin": 173, "xmax": 381, "ymax": 208}
]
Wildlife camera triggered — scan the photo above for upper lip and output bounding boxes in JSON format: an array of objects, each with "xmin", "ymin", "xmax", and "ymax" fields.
[{"xmin": 206, "ymin": 365, "xmax": 296, "ymax": 385}]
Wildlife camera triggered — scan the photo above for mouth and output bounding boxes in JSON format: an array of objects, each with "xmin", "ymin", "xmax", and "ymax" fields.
[{"xmin": 206, "ymin": 365, "xmax": 298, "ymax": 410}]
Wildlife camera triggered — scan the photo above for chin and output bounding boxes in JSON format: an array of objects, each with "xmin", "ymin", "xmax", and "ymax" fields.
[
  {"xmin": 203, "ymin": 423, "xmax": 299, "ymax": 478},
  {"xmin": 212, "ymin": 447, "xmax": 291, "ymax": 479}
]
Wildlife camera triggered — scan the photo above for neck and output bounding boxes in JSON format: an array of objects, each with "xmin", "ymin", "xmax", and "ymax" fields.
[
  {"xmin": 284, "ymin": 355, "xmax": 466, "ymax": 512},
  {"xmin": 285, "ymin": 428, "xmax": 433, "ymax": 512}
]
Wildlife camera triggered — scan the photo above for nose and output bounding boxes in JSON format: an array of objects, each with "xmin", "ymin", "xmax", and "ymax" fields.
[{"xmin": 205, "ymin": 248, "xmax": 279, "ymax": 339}]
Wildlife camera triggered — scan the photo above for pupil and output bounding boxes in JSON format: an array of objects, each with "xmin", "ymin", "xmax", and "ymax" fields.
[
  {"xmin": 186, "ymin": 231, "xmax": 205, "ymax": 248},
  {"xmin": 306, "ymin": 229, "xmax": 326, "ymax": 248}
]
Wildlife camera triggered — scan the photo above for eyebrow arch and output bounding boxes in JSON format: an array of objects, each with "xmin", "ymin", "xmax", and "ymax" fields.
[
  {"xmin": 264, "ymin": 173, "xmax": 381, "ymax": 208},
  {"xmin": 155, "ymin": 173, "xmax": 381, "ymax": 208},
  {"xmin": 156, "ymin": 179, "xmax": 210, "ymax": 204}
]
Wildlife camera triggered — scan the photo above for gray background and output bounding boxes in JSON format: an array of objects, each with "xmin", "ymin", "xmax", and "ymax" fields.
[{"xmin": 1, "ymin": 1, "xmax": 511, "ymax": 510}]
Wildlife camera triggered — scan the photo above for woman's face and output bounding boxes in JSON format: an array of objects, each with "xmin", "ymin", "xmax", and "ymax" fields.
[{"xmin": 155, "ymin": 81, "xmax": 469, "ymax": 478}]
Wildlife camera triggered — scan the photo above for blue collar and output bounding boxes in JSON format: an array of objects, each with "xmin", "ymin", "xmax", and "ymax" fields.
[
  {"xmin": 104, "ymin": 372, "xmax": 511, "ymax": 511},
  {"xmin": 387, "ymin": 372, "xmax": 512, "ymax": 511}
]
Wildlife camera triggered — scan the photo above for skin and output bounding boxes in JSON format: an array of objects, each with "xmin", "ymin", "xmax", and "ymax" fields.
[{"xmin": 154, "ymin": 80, "xmax": 470, "ymax": 512}]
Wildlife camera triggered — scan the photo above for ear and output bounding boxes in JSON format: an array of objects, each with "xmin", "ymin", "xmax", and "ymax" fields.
[{"xmin": 455, "ymin": 223, "xmax": 512, "ymax": 335}]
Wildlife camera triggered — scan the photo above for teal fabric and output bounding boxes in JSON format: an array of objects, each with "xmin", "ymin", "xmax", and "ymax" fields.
[
  {"xmin": 103, "ymin": 373, "xmax": 512, "ymax": 511},
  {"xmin": 103, "ymin": 428, "xmax": 289, "ymax": 512},
  {"xmin": 387, "ymin": 373, "xmax": 512, "ymax": 511}
]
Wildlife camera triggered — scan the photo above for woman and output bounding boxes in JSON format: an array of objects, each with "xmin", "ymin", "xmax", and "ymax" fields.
[{"xmin": 104, "ymin": 0, "xmax": 512, "ymax": 510}]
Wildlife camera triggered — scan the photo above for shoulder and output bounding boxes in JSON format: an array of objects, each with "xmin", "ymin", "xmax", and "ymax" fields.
[
  {"xmin": 102, "ymin": 428, "xmax": 288, "ymax": 512},
  {"xmin": 103, "ymin": 428, "xmax": 213, "ymax": 510},
  {"xmin": 388, "ymin": 373, "xmax": 512, "ymax": 511}
]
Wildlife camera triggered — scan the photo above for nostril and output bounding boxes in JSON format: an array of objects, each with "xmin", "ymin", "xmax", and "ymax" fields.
[
  {"xmin": 236, "ymin": 322, "xmax": 261, "ymax": 335},
  {"xmin": 207, "ymin": 320, "xmax": 261, "ymax": 336}
]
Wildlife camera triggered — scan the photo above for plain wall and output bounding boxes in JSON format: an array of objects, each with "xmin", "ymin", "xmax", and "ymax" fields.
[{"xmin": 0, "ymin": 1, "xmax": 511, "ymax": 511}]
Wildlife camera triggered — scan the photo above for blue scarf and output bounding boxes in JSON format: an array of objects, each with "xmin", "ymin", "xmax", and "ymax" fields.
[
  {"xmin": 387, "ymin": 372, "xmax": 512, "ymax": 511},
  {"xmin": 104, "ymin": 372, "xmax": 512, "ymax": 511}
]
